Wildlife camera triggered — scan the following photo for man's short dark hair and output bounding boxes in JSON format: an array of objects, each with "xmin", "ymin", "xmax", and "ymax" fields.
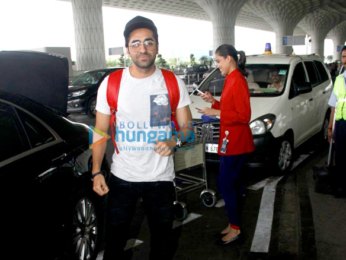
[{"xmin": 123, "ymin": 16, "xmax": 158, "ymax": 47}]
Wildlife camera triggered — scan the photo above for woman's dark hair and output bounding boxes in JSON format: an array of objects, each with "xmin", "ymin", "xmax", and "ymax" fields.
[{"xmin": 215, "ymin": 44, "xmax": 247, "ymax": 76}]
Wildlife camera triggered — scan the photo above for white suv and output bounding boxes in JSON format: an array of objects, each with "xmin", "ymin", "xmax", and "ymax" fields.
[{"xmin": 190, "ymin": 54, "xmax": 333, "ymax": 173}]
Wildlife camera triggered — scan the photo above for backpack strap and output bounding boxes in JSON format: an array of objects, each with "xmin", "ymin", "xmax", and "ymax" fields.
[
  {"xmin": 161, "ymin": 69, "xmax": 180, "ymax": 131},
  {"xmin": 106, "ymin": 69, "xmax": 124, "ymax": 154}
]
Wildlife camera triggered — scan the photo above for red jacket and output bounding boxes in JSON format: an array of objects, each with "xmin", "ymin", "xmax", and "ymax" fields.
[{"xmin": 212, "ymin": 69, "xmax": 255, "ymax": 156}]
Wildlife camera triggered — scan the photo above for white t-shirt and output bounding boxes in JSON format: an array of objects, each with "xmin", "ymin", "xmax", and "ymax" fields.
[{"xmin": 96, "ymin": 67, "xmax": 191, "ymax": 182}]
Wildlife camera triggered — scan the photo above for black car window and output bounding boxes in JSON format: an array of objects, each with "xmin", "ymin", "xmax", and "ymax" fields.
[
  {"xmin": 289, "ymin": 62, "xmax": 308, "ymax": 99},
  {"xmin": 0, "ymin": 102, "xmax": 30, "ymax": 162},
  {"xmin": 304, "ymin": 61, "xmax": 320, "ymax": 87},
  {"xmin": 71, "ymin": 71, "xmax": 107, "ymax": 85},
  {"xmin": 314, "ymin": 61, "xmax": 329, "ymax": 83},
  {"xmin": 16, "ymin": 109, "xmax": 55, "ymax": 148},
  {"xmin": 199, "ymin": 69, "xmax": 225, "ymax": 96}
]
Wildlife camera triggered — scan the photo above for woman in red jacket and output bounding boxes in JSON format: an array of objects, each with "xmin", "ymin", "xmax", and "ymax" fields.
[{"xmin": 198, "ymin": 44, "xmax": 255, "ymax": 245}]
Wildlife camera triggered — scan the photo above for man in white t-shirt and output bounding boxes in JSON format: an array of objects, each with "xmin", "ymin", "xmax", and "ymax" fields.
[{"xmin": 92, "ymin": 16, "xmax": 192, "ymax": 260}]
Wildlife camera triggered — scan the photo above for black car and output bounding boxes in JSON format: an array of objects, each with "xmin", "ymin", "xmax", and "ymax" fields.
[
  {"xmin": 67, "ymin": 68, "xmax": 122, "ymax": 117},
  {"xmin": 184, "ymin": 64, "xmax": 209, "ymax": 83},
  {"xmin": 0, "ymin": 90, "xmax": 110, "ymax": 260}
]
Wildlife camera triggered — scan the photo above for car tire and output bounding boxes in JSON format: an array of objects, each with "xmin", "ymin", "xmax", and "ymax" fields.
[
  {"xmin": 275, "ymin": 136, "xmax": 294, "ymax": 174},
  {"xmin": 87, "ymin": 97, "xmax": 97, "ymax": 118},
  {"xmin": 65, "ymin": 194, "xmax": 104, "ymax": 260}
]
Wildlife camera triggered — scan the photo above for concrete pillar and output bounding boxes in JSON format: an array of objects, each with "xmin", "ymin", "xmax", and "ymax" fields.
[
  {"xmin": 272, "ymin": 24, "xmax": 295, "ymax": 55},
  {"xmin": 298, "ymin": 10, "xmax": 341, "ymax": 58},
  {"xmin": 71, "ymin": 0, "xmax": 106, "ymax": 71},
  {"xmin": 329, "ymin": 21, "xmax": 346, "ymax": 61},
  {"xmin": 194, "ymin": 0, "xmax": 247, "ymax": 51},
  {"xmin": 246, "ymin": 0, "xmax": 315, "ymax": 55}
]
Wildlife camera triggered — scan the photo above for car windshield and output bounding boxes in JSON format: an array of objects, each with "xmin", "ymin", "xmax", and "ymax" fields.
[
  {"xmin": 71, "ymin": 71, "xmax": 107, "ymax": 85},
  {"xmin": 198, "ymin": 65, "xmax": 290, "ymax": 97},
  {"xmin": 187, "ymin": 67, "xmax": 197, "ymax": 72}
]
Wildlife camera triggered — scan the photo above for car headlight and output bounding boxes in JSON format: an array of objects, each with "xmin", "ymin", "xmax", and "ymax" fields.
[
  {"xmin": 71, "ymin": 90, "xmax": 87, "ymax": 97},
  {"xmin": 250, "ymin": 114, "xmax": 276, "ymax": 135}
]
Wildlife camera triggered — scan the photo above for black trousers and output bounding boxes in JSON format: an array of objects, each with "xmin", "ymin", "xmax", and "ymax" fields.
[
  {"xmin": 103, "ymin": 175, "xmax": 175, "ymax": 260},
  {"xmin": 218, "ymin": 154, "xmax": 247, "ymax": 229},
  {"xmin": 335, "ymin": 119, "xmax": 346, "ymax": 189}
]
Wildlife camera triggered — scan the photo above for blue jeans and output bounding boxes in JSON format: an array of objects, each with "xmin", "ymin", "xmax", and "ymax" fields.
[
  {"xmin": 103, "ymin": 175, "xmax": 175, "ymax": 260},
  {"xmin": 218, "ymin": 154, "xmax": 247, "ymax": 228}
]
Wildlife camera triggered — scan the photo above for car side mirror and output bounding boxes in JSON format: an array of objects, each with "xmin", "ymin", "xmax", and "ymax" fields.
[{"xmin": 295, "ymin": 82, "xmax": 312, "ymax": 95}]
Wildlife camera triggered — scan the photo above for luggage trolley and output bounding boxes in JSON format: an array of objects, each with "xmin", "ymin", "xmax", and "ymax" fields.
[{"xmin": 173, "ymin": 136, "xmax": 217, "ymax": 221}]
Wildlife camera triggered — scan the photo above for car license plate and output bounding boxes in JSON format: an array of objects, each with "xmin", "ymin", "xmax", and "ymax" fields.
[{"xmin": 205, "ymin": 143, "xmax": 218, "ymax": 153}]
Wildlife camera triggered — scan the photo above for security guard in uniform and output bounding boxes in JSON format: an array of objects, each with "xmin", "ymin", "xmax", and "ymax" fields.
[{"xmin": 328, "ymin": 45, "xmax": 346, "ymax": 198}]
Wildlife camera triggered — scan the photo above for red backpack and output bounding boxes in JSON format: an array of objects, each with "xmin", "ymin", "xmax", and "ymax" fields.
[{"xmin": 106, "ymin": 69, "xmax": 180, "ymax": 154}]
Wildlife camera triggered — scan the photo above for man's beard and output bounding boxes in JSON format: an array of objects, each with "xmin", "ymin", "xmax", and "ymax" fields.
[{"xmin": 132, "ymin": 53, "xmax": 156, "ymax": 69}]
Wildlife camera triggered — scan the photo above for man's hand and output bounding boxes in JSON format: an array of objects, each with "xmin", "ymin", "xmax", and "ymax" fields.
[
  {"xmin": 154, "ymin": 139, "xmax": 176, "ymax": 156},
  {"xmin": 328, "ymin": 108, "xmax": 335, "ymax": 144},
  {"xmin": 328, "ymin": 128, "xmax": 333, "ymax": 144},
  {"xmin": 92, "ymin": 174, "xmax": 109, "ymax": 196}
]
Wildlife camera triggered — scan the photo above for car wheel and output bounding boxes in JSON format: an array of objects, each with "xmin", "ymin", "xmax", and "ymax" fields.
[
  {"xmin": 67, "ymin": 195, "xmax": 103, "ymax": 260},
  {"xmin": 87, "ymin": 97, "xmax": 96, "ymax": 118},
  {"xmin": 275, "ymin": 137, "xmax": 294, "ymax": 174}
]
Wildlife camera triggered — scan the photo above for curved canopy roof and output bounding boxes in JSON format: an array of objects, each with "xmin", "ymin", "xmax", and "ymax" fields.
[{"xmin": 60, "ymin": 0, "xmax": 346, "ymax": 37}]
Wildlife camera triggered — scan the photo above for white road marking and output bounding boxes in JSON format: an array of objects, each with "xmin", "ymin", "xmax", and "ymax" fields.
[
  {"xmin": 96, "ymin": 251, "xmax": 104, "ymax": 260},
  {"xmin": 247, "ymin": 176, "xmax": 287, "ymax": 191},
  {"xmin": 173, "ymin": 213, "xmax": 202, "ymax": 229},
  {"xmin": 124, "ymin": 239, "xmax": 144, "ymax": 250},
  {"xmin": 250, "ymin": 176, "xmax": 283, "ymax": 253},
  {"xmin": 215, "ymin": 199, "xmax": 225, "ymax": 208},
  {"xmin": 247, "ymin": 177, "xmax": 272, "ymax": 191},
  {"xmin": 291, "ymin": 152, "xmax": 314, "ymax": 170},
  {"xmin": 248, "ymin": 150, "xmax": 314, "ymax": 191},
  {"xmin": 96, "ymin": 239, "xmax": 144, "ymax": 259}
]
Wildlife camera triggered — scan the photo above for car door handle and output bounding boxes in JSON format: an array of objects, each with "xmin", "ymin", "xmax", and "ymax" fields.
[
  {"xmin": 309, "ymin": 98, "xmax": 313, "ymax": 102},
  {"xmin": 52, "ymin": 153, "xmax": 67, "ymax": 162},
  {"xmin": 323, "ymin": 90, "xmax": 327, "ymax": 94}
]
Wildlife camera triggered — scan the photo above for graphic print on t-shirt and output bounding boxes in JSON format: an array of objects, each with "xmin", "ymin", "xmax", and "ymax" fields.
[{"xmin": 150, "ymin": 94, "xmax": 171, "ymax": 127}]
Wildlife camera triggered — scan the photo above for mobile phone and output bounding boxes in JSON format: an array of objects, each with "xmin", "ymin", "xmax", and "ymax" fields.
[{"xmin": 195, "ymin": 88, "xmax": 205, "ymax": 95}]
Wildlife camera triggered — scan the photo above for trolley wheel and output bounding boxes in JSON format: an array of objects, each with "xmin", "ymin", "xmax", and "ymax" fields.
[
  {"xmin": 200, "ymin": 189, "xmax": 217, "ymax": 208},
  {"xmin": 173, "ymin": 201, "xmax": 188, "ymax": 221}
]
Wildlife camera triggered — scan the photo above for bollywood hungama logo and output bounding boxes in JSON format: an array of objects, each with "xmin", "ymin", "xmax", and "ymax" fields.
[{"xmin": 88, "ymin": 121, "xmax": 215, "ymax": 149}]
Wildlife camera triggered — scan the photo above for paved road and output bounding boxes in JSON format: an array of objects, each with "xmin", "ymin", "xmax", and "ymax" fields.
[{"xmin": 68, "ymin": 113, "xmax": 346, "ymax": 260}]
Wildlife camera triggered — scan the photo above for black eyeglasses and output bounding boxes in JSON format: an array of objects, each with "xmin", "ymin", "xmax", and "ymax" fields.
[{"xmin": 129, "ymin": 40, "xmax": 156, "ymax": 52}]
